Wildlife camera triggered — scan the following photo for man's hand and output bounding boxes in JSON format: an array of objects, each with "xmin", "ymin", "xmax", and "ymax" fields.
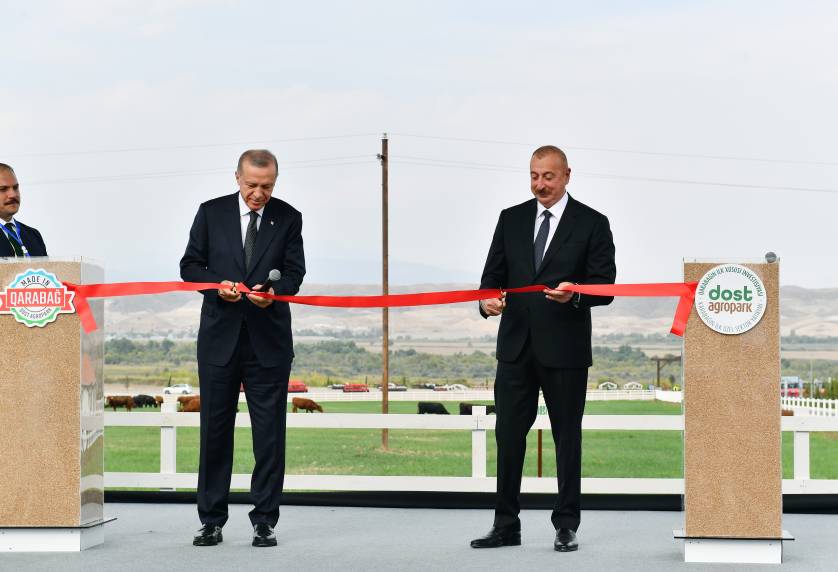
[
  {"xmin": 218, "ymin": 280, "xmax": 241, "ymax": 302},
  {"xmin": 480, "ymin": 292, "xmax": 506, "ymax": 316},
  {"xmin": 247, "ymin": 284, "xmax": 274, "ymax": 309},
  {"xmin": 544, "ymin": 282, "xmax": 575, "ymax": 304}
]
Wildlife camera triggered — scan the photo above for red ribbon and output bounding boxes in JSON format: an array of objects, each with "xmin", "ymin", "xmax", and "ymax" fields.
[{"xmin": 64, "ymin": 280, "xmax": 697, "ymax": 337}]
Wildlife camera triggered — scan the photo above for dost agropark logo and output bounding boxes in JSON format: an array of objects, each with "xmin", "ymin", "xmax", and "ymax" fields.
[
  {"xmin": 0, "ymin": 269, "xmax": 75, "ymax": 327},
  {"xmin": 694, "ymin": 264, "xmax": 767, "ymax": 335}
]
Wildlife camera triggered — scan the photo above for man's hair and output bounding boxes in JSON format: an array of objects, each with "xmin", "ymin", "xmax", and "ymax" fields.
[
  {"xmin": 532, "ymin": 145, "xmax": 568, "ymax": 166},
  {"xmin": 0, "ymin": 163, "xmax": 15, "ymax": 176},
  {"xmin": 237, "ymin": 149, "xmax": 278, "ymax": 174}
]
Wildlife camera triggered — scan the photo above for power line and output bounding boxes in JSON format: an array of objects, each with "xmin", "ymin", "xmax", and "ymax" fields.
[
  {"xmin": 9, "ymin": 130, "xmax": 836, "ymax": 168},
  {"xmin": 3, "ymin": 133, "xmax": 380, "ymax": 159},
  {"xmin": 389, "ymin": 156, "xmax": 838, "ymax": 195},
  {"xmin": 576, "ymin": 172, "xmax": 838, "ymax": 195},
  {"xmin": 396, "ymin": 155, "xmax": 519, "ymax": 171},
  {"xmin": 392, "ymin": 132, "xmax": 838, "ymax": 168},
  {"xmin": 26, "ymin": 157, "xmax": 377, "ymax": 186},
  {"xmin": 19, "ymin": 148, "xmax": 838, "ymax": 194}
]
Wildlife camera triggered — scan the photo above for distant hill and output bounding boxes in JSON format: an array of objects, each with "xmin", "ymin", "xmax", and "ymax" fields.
[{"xmin": 104, "ymin": 284, "xmax": 838, "ymax": 339}]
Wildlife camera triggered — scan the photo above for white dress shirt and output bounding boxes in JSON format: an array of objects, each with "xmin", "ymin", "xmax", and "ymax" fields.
[
  {"xmin": 239, "ymin": 193, "xmax": 265, "ymax": 247},
  {"xmin": 533, "ymin": 191, "xmax": 568, "ymax": 247}
]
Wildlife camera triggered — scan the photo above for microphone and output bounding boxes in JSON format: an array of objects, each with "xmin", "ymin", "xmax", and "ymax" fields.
[{"xmin": 255, "ymin": 269, "xmax": 281, "ymax": 293}]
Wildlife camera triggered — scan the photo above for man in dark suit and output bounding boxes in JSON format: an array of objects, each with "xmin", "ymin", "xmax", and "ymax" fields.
[
  {"xmin": 470, "ymin": 146, "xmax": 616, "ymax": 552},
  {"xmin": 0, "ymin": 163, "xmax": 48, "ymax": 257},
  {"xmin": 180, "ymin": 149, "xmax": 305, "ymax": 548}
]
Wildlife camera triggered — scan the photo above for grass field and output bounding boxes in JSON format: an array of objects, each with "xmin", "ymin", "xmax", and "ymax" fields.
[{"xmin": 104, "ymin": 400, "xmax": 838, "ymax": 485}]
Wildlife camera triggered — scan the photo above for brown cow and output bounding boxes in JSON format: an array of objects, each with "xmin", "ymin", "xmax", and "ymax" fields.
[
  {"xmin": 178, "ymin": 395, "xmax": 199, "ymax": 411},
  {"xmin": 154, "ymin": 395, "xmax": 164, "ymax": 406},
  {"xmin": 106, "ymin": 395, "xmax": 134, "ymax": 412},
  {"xmin": 291, "ymin": 397, "xmax": 323, "ymax": 413},
  {"xmin": 181, "ymin": 396, "xmax": 201, "ymax": 412}
]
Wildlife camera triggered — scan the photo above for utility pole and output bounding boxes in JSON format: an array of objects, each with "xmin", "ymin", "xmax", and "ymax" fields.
[
  {"xmin": 378, "ymin": 133, "xmax": 390, "ymax": 449},
  {"xmin": 650, "ymin": 354, "xmax": 681, "ymax": 387}
]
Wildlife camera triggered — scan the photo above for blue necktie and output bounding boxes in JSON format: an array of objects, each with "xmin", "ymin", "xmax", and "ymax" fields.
[
  {"xmin": 4, "ymin": 223, "xmax": 23, "ymax": 257},
  {"xmin": 534, "ymin": 211, "xmax": 552, "ymax": 271}
]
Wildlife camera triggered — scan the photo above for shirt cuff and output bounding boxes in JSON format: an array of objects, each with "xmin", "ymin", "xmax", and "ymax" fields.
[{"xmin": 571, "ymin": 283, "xmax": 581, "ymax": 308}]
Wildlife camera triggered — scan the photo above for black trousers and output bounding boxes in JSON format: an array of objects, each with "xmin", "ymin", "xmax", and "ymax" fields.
[
  {"xmin": 493, "ymin": 336, "xmax": 588, "ymax": 531},
  {"xmin": 197, "ymin": 325, "xmax": 290, "ymax": 528}
]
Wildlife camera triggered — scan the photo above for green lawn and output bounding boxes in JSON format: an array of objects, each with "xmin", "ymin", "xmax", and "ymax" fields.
[{"xmin": 104, "ymin": 400, "xmax": 838, "ymax": 484}]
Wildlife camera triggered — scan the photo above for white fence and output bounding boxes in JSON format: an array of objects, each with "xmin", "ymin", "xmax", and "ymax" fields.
[
  {"xmin": 782, "ymin": 397, "xmax": 838, "ymax": 417},
  {"xmin": 103, "ymin": 408, "xmax": 838, "ymax": 495},
  {"xmin": 654, "ymin": 390, "xmax": 683, "ymax": 403},
  {"xmin": 586, "ymin": 390, "xmax": 655, "ymax": 401}
]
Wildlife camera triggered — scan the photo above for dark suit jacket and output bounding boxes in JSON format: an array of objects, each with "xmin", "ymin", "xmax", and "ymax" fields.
[
  {"xmin": 479, "ymin": 195, "xmax": 616, "ymax": 368},
  {"xmin": 180, "ymin": 193, "xmax": 305, "ymax": 368},
  {"xmin": 0, "ymin": 220, "xmax": 48, "ymax": 257}
]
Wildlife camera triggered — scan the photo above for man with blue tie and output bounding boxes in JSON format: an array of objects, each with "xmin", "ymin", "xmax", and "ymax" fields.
[
  {"xmin": 471, "ymin": 146, "xmax": 616, "ymax": 552},
  {"xmin": 181, "ymin": 149, "xmax": 305, "ymax": 548},
  {"xmin": 0, "ymin": 164, "xmax": 48, "ymax": 258}
]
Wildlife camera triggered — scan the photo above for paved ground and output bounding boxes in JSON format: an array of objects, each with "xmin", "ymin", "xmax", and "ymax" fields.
[{"xmin": 3, "ymin": 504, "xmax": 835, "ymax": 571}]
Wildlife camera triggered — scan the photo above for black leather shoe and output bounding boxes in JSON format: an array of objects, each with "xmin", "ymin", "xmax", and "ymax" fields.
[
  {"xmin": 193, "ymin": 524, "xmax": 223, "ymax": 546},
  {"xmin": 554, "ymin": 528, "xmax": 579, "ymax": 552},
  {"xmin": 470, "ymin": 526, "xmax": 521, "ymax": 548},
  {"xmin": 252, "ymin": 523, "xmax": 277, "ymax": 547}
]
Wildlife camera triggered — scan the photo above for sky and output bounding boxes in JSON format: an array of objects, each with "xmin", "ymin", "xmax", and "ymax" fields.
[{"xmin": 3, "ymin": 0, "xmax": 838, "ymax": 287}]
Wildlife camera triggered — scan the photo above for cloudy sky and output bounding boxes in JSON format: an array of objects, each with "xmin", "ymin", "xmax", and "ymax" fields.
[{"xmin": 3, "ymin": 0, "xmax": 837, "ymax": 287}]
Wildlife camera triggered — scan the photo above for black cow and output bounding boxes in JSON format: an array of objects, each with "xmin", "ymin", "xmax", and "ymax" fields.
[
  {"xmin": 459, "ymin": 402, "xmax": 497, "ymax": 415},
  {"xmin": 418, "ymin": 401, "xmax": 449, "ymax": 415},
  {"xmin": 133, "ymin": 394, "xmax": 157, "ymax": 408}
]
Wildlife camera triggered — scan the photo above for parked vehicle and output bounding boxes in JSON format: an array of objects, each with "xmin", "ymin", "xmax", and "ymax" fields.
[
  {"xmin": 328, "ymin": 383, "xmax": 345, "ymax": 390},
  {"xmin": 781, "ymin": 376, "xmax": 803, "ymax": 397},
  {"xmin": 434, "ymin": 383, "xmax": 469, "ymax": 391},
  {"xmin": 379, "ymin": 383, "xmax": 407, "ymax": 392},
  {"xmin": 288, "ymin": 379, "xmax": 309, "ymax": 393},
  {"xmin": 163, "ymin": 384, "xmax": 193, "ymax": 395},
  {"xmin": 343, "ymin": 383, "xmax": 370, "ymax": 393}
]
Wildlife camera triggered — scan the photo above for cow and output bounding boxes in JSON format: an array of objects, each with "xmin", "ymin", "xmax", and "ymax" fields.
[
  {"xmin": 175, "ymin": 395, "xmax": 227, "ymax": 413},
  {"xmin": 181, "ymin": 396, "xmax": 201, "ymax": 413},
  {"xmin": 154, "ymin": 395, "xmax": 164, "ymax": 406},
  {"xmin": 133, "ymin": 394, "xmax": 156, "ymax": 408},
  {"xmin": 106, "ymin": 395, "xmax": 134, "ymax": 412},
  {"xmin": 458, "ymin": 402, "xmax": 497, "ymax": 415},
  {"xmin": 178, "ymin": 395, "xmax": 198, "ymax": 406},
  {"xmin": 418, "ymin": 401, "xmax": 449, "ymax": 415},
  {"xmin": 291, "ymin": 397, "xmax": 323, "ymax": 413}
]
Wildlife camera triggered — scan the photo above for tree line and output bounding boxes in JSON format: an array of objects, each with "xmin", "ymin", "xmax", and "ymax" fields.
[
  {"xmin": 104, "ymin": 338, "xmax": 838, "ymax": 391},
  {"xmin": 106, "ymin": 338, "xmax": 664, "ymax": 385}
]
